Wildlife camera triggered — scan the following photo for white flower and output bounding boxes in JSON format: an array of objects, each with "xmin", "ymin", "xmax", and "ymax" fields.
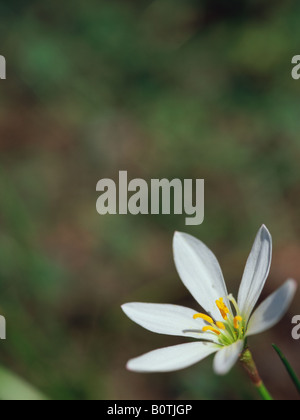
[{"xmin": 122, "ymin": 226, "xmax": 297, "ymax": 375}]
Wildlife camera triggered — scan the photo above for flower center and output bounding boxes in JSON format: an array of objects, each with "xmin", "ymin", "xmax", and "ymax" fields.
[{"xmin": 193, "ymin": 295, "xmax": 245, "ymax": 345}]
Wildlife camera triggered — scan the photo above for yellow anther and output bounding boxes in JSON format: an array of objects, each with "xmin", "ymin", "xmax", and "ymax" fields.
[
  {"xmin": 193, "ymin": 313, "xmax": 214, "ymax": 325},
  {"xmin": 216, "ymin": 321, "xmax": 226, "ymax": 330},
  {"xmin": 202, "ymin": 326, "xmax": 221, "ymax": 336},
  {"xmin": 234, "ymin": 316, "xmax": 243, "ymax": 329},
  {"xmin": 216, "ymin": 298, "xmax": 230, "ymax": 321}
]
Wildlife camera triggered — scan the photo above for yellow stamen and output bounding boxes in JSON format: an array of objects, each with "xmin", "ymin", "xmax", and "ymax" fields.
[
  {"xmin": 234, "ymin": 316, "xmax": 243, "ymax": 329},
  {"xmin": 202, "ymin": 326, "xmax": 221, "ymax": 336},
  {"xmin": 193, "ymin": 313, "xmax": 214, "ymax": 325},
  {"xmin": 216, "ymin": 321, "xmax": 226, "ymax": 330},
  {"xmin": 216, "ymin": 298, "xmax": 230, "ymax": 321}
]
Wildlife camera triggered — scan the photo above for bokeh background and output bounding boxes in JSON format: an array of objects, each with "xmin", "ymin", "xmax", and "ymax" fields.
[{"xmin": 0, "ymin": 0, "xmax": 300, "ymax": 400}]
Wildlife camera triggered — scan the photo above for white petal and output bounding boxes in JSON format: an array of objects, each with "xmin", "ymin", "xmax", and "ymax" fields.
[
  {"xmin": 127, "ymin": 342, "xmax": 219, "ymax": 373},
  {"xmin": 213, "ymin": 340, "xmax": 244, "ymax": 376},
  {"xmin": 238, "ymin": 225, "xmax": 272, "ymax": 320},
  {"xmin": 122, "ymin": 303, "xmax": 219, "ymax": 341},
  {"xmin": 173, "ymin": 232, "xmax": 230, "ymax": 320},
  {"xmin": 246, "ymin": 279, "xmax": 297, "ymax": 337}
]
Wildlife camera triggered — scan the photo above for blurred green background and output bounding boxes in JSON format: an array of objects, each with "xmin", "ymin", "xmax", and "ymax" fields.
[{"xmin": 0, "ymin": 0, "xmax": 300, "ymax": 400}]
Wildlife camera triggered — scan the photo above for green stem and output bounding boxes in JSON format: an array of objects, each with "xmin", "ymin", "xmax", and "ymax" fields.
[
  {"xmin": 240, "ymin": 347, "xmax": 273, "ymax": 401},
  {"xmin": 272, "ymin": 344, "xmax": 300, "ymax": 394},
  {"xmin": 256, "ymin": 381, "xmax": 273, "ymax": 401}
]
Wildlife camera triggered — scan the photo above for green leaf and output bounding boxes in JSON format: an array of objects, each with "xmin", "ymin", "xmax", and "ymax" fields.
[
  {"xmin": 272, "ymin": 344, "xmax": 300, "ymax": 395},
  {"xmin": 0, "ymin": 366, "xmax": 48, "ymax": 401}
]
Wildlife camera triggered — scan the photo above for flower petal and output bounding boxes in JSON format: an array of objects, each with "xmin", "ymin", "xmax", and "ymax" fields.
[
  {"xmin": 238, "ymin": 225, "xmax": 272, "ymax": 320},
  {"xmin": 127, "ymin": 342, "xmax": 219, "ymax": 373},
  {"xmin": 121, "ymin": 302, "xmax": 219, "ymax": 341},
  {"xmin": 173, "ymin": 232, "xmax": 230, "ymax": 320},
  {"xmin": 246, "ymin": 279, "xmax": 297, "ymax": 337},
  {"xmin": 213, "ymin": 340, "xmax": 244, "ymax": 376}
]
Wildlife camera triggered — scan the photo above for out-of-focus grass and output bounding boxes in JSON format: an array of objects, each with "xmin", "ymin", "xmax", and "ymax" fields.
[{"xmin": 0, "ymin": 0, "xmax": 299, "ymax": 400}]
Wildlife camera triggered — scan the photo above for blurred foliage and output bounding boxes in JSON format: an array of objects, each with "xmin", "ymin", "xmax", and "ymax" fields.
[
  {"xmin": 0, "ymin": 365, "xmax": 47, "ymax": 400},
  {"xmin": 0, "ymin": 0, "xmax": 299, "ymax": 400}
]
